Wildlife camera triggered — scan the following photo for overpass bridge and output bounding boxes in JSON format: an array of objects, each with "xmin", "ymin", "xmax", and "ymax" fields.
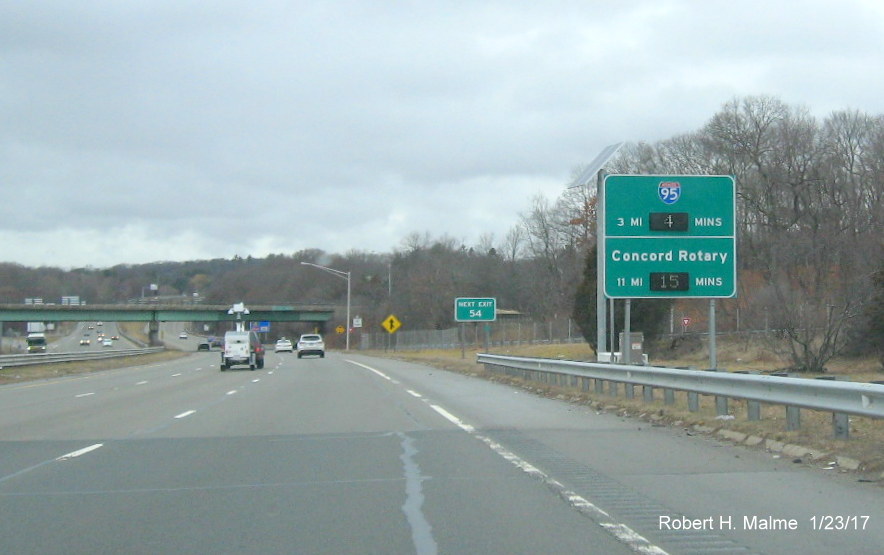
[{"xmin": 0, "ymin": 303, "xmax": 336, "ymax": 346}]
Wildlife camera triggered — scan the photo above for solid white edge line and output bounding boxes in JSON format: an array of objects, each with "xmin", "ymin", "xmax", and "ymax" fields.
[
  {"xmin": 344, "ymin": 358, "xmax": 669, "ymax": 553},
  {"xmin": 346, "ymin": 359, "xmax": 392, "ymax": 381},
  {"xmin": 430, "ymin": 403, "xmax": 669, "ymax": 554},
  {"xmin": 174, "ymin": 410, "xmax": 196, "ymax": 419},
  {"xmin": 57, "ymin": 443, "xmax": 103, "ymax": 460}
]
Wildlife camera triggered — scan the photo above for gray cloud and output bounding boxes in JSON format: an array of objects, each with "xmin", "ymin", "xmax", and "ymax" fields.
[{"xmin": 2, "ymin": 0, "xmax": 883, "ymax": 267}]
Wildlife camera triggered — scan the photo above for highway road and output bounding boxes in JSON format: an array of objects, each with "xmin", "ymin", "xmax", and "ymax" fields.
[
  {"xmin": 0, "ymin": 350, "xmax": 881, "ymax": 554},
  {"xmin": 53, "ymin": 321, "xmax": 141, "ymax": 352}
]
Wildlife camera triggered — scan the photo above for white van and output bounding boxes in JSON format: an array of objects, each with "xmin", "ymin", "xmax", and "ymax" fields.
[{"xmin": 221, "ymin": 330, "xmax": 265, "ymax": 370}]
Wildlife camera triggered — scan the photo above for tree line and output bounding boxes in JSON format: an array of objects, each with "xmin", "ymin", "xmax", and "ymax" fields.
[{"xmin": 1, "ymin": 96, "xmax": 881, "ymax": 369}]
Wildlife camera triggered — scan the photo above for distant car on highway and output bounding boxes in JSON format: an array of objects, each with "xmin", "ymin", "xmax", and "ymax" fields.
[
  {"xmin": 80, "ymin": 338, "xmax": 90, "ymax": 346},
  {"xmin": 296, "ymin": 334, "xmax": 325, "ymax": 358},
  {"xmin": 275, "ymin": 338, "xmax": 293, "ymax": 353},
  {"xmin": 178, "ymin": 331, "xmax": 188, "ymax": 339},
  {"xmin": 102, "ymin": 338, "xmax": 113, "ymax": 347}
]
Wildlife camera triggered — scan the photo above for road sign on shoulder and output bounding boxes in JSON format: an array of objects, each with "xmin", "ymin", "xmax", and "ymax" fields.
[
  {"xmin": 382, "ymin": 314, "xmax": 402, "ymax": 334},
  {"xmin": 455, "ymin": 297, "xmax": 496, "ymax": 322},
  {"xmin": 603, "ymin": 175, "xmax": 736, "ymax": 298}
]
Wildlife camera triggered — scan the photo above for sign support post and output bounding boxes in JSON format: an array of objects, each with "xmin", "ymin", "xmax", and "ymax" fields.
[
  {"xmin": 709, "ymin": 299, "xmax": 717, "ymax": 369},
  {"xmin": 597, "ymin": 171, "xmax": 607, "ymax": 357}
]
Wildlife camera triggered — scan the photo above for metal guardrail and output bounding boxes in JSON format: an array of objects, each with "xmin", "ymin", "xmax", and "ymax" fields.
[
  {"xmin": 0, "ymin": 348, "xmax": 165, "ymax": 369},
  {"xmin": 477, "ymin": 353, "xmax": 884, "ymax": 439}
]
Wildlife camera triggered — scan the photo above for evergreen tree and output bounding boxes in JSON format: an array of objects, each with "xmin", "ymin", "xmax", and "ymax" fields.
[
  {"xmin": 572, "ymin": 247, "xmax": 599, "ymax": 352},
  {"xmin": 573, "ymin": 247, "xmax": 673, "ymax": 355}
]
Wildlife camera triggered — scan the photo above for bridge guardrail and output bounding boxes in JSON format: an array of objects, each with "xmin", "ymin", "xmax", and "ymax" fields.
[
  {"xmin": 477, "ymin": 353, "xmax": 884, "ymax": 439},
  {"xmin": 0, "ymin": 348, "xmax": 165, "ymax": 369}
]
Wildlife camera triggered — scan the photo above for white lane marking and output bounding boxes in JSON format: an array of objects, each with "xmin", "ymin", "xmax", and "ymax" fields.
[
  {"xmin": 172, "ymin": 373, "xmax": 182, "ymax": 377},
  {"xmin": 251, "ymin": 379, "xmax": 260, "ymax": 383},
  {"xmin": 227, "ymin": 390, "xmax": 237, "ymax": 396},
  {"xmin": 174, "ymin": 410, "xmax": 196, "ymax": 419},
  {"xmin": 75, "ymin": 392, "xmax": 95, "ymax": 398},
  {"xmin": 196, "ymin": 367, "xmax": 203, "ymax": 371},
  {"xmin": 57, "ymin": 444, "xmax": 103, "ymax": 460},
  {"xmin": 346, "ymin": 360, "xmax": 392, "ymax": 381},
  {"xmin": 136, "ymin": 381, "xmax": 148, "ymax": 385},
  {"xmin": 429, "ymin": 404, "xmax": 475, "ymax": 433},
  {"xmin": 428, "ymin": 403, "xmax": 667, "ymax": 553},
  {"xmin": 406, "ymin": 390, "xmax": 423, "ymax": 399},
  {"xmin": 350, "ymin": 359, "xmax": 668, "ymax": 555},
  {"xmin": 268, "ymin": 371, "xmax": 274, "ymax": 375}
]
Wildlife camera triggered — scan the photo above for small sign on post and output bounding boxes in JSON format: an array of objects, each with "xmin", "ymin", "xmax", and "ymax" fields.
[
  {"xmin": 454, "ymin": 298, "xmax": 496, "ymax": 322},
  {"xmin": 382, "ymin": 314, "xmax": 402, "ymax": 334}
]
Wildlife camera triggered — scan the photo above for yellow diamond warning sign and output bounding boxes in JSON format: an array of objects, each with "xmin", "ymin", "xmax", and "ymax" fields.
[{"xmin": 381, "ymin": 314, "xmax": 402, "ymax": 334}]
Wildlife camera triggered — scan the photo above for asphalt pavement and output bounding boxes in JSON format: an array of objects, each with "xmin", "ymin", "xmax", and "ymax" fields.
[{"xmin": 0, "ymin": 350, "xmax": 881, "ymax": 554}]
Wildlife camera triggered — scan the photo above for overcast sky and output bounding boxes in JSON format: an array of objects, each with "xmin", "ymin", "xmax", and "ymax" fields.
[{"xmin": 3, "ymin": 0, "xmax": 883, "ymax": 269}]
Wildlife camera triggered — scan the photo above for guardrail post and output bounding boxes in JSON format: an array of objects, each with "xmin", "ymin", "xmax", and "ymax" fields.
[
  {"xmin": 832, "ymin": 413, "xmax": 849, "ymax": 439},
  {"xmin": 715, "ymin": 396, "xmax": 728, "ymax": 416},
  {"xmin": 664, "ymin": 389, "xmax": 675, "ymax": 405},
  {"xmin": 786, "ymin": 406, "xmax": 801, "ymax": 431},
  {"xmin": 688, "ymin": 392, "xmax": 699, "ymax": 412},
  {"xmin": 581, "ymin": 377, "xmax": 590, "ymax": 392},
  {"xmin": 609, "ymin": 381, "xmax": 618, "ymax": 397},
  {"xmin": 595, "ymin": 379, "xmax": 604, "ymax": 394},
  {"xmin": 625, "ymin": 383, "xmax": 635, "ymax": 399},
  {"xmin": 643, "ymin": 385, "xmax": 654, "ymax": 402},
  {"xmin": 747, "ymin": 400, "xmax": 761, "ymax": 421}
]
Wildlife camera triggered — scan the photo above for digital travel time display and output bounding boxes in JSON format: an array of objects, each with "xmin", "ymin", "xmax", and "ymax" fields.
[
  {"xmin": 649, "ymin": 272, "xmax": 690, "ymax": 292},
  {"xmin": 649, "ymin": 212, "xmax": 689, "ymax": 232}
]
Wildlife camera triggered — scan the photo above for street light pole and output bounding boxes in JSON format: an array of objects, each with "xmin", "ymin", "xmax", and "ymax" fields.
[{"xmin": 300, "ymin": 262, "xmax": 351, "ymax": 350}]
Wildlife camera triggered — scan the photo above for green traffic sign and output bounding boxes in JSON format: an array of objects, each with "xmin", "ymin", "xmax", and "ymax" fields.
[
  {"xmin": 603, "ymin": 175, "xmax": 736, "ymax": 298},
  {"xmin": 455, "ymin": 297, "xmax": 496, "ymax": 322}
]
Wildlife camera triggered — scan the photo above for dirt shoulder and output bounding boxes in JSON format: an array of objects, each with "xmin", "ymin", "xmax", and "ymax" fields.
[{"xmin": 364, "ymin": 342, "xmax": 884, "ymax": 483}]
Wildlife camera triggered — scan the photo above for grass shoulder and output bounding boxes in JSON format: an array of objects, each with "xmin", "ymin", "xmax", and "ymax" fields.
[{"xmin": 0, "ymin": 350, "xmax": 191, "ymax": 385}]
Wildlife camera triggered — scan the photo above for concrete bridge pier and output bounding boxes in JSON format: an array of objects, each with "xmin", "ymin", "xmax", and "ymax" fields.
[{"xmin": 148, "ymin": 320, "xmax": 161, "ymax": 347}]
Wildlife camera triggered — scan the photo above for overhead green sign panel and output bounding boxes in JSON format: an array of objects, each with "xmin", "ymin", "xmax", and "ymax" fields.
[{"xmin": 603, "ymin": 175, "xmax": 737, "ymax": 298}]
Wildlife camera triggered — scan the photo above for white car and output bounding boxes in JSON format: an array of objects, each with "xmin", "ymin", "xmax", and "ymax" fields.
[
  {"xmin": 178, "ymin": 331, "xmax": 188, "ymax": 339},
  {"xmin": 296, "ymin": 334, "xmax": 325, "ymax": 358},
  {"xmin": 275, "ymin": 338, "xmax": 293, "ymax": 353},
  {"xmin": 102, "ymin": 338, "xmax": 113, "ymax": 347}
]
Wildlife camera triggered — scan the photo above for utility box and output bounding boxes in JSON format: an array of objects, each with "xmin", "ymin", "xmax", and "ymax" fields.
[{"xmin": 618, "ymin": 332, "xmax": 645, "ymax": 365}]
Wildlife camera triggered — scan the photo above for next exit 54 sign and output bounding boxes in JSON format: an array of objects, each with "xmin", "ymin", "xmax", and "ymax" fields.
[
  {"xmin": 455, "ymin": 297, "xmax": 496, "ymax": 322},
  {"xmin": 603, "ymin": 175, "xmax": 737, "ymax": 298}
]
